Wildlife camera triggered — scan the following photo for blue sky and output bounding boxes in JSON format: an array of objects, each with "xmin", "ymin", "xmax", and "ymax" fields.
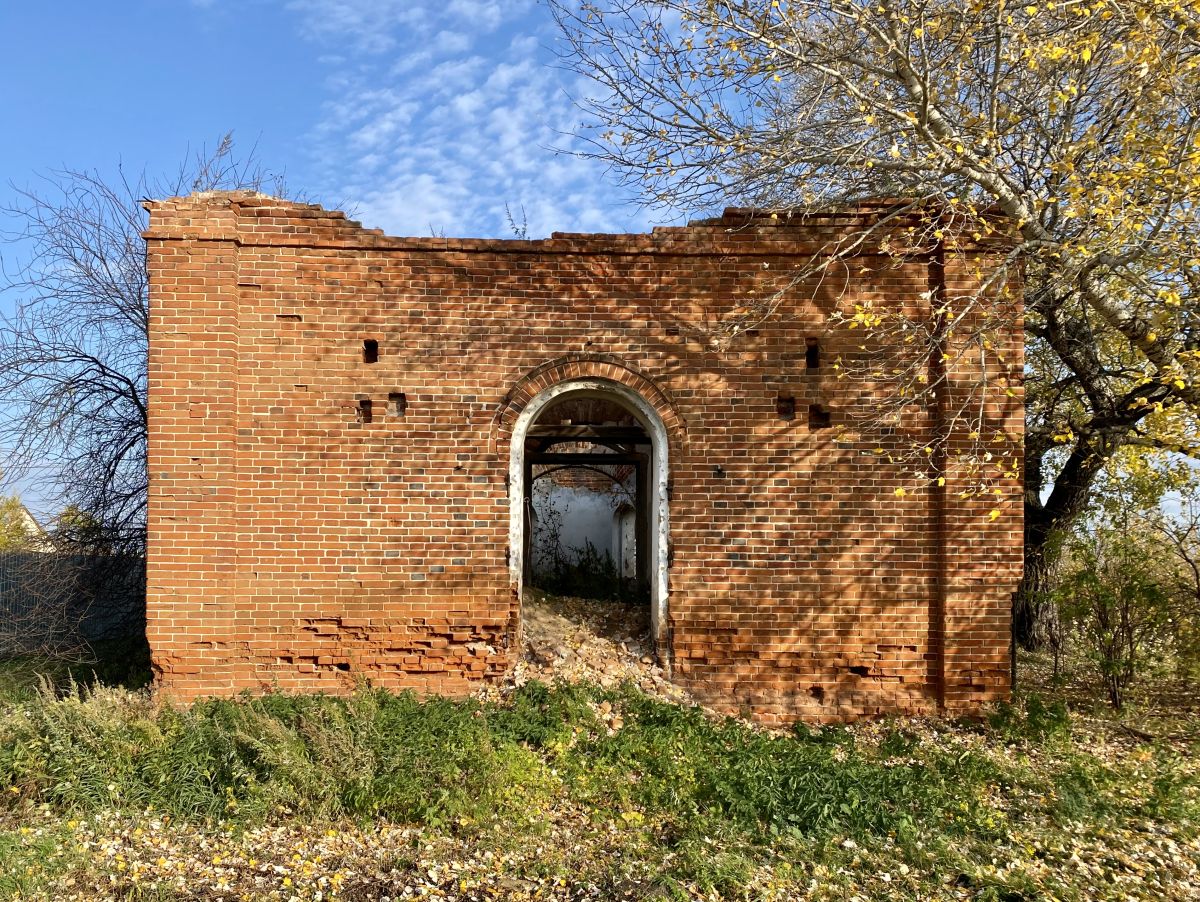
[
  {"xmin": 0, "ymin": 0, "xmax": 661, "ymax": 240},
  {"xmin": 1, "ymin": 0, "xmax": 677, "ymax": 517}
]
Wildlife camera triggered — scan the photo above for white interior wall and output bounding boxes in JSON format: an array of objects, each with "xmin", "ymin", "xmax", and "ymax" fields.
[{"xmin": 530, "ymin": 481, "xmax": 618, "ymax": 571}]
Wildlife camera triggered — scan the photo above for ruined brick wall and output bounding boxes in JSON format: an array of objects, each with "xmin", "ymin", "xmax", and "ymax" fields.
[{"xmin": 145, "ymin": 192, "xmax": 1023, "ymax": 723}]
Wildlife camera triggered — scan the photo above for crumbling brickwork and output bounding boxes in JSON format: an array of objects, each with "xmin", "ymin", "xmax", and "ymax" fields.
[{"xmin": 145, "ymin": 192, "xmax": 1023, "ymax": 723}]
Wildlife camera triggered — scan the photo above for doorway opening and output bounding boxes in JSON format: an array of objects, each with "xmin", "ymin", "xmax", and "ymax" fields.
[
  {"xmin": 508, "ymin": 379, "xmax": 670, "ymax": 668},
  {"xmin": 526, "ymin": 395, "xmax": 650, "ymax": 603}
]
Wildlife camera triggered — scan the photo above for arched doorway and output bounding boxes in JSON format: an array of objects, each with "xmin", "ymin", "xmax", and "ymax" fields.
[{"xmin": 508, "ymin": 378, "xmax": 671, "ymax": 661}]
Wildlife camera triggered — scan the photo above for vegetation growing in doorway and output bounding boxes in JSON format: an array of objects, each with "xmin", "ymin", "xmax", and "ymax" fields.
[
  {"xmin": 532, "ymin": 538, "xmax": 647, "ymax": 603},
  {"xmin": 530, "ymin": 485, "xmax": 647, "ymax": 603}
]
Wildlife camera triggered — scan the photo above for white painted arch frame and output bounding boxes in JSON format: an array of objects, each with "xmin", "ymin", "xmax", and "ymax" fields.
[{"xmin": 508, "ymin": 378, "xmax": 671, "ymax": 659}]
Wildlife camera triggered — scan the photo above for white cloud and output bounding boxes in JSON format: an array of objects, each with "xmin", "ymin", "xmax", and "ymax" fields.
[
  {"xmin": 431, "ymin": 29, "xmax": 473, "ymax": 54},
  {"xmin": 290, "ymin": 0, "xmax": 660, "ymax": 238},
  {"xmin": 347, "ymin": 101, "xmax": 419, "ymax": 150},
  {"xmin": 418, "ymin": 57, "xmax": 488, "ymax": 95},
  {"xmin": 356, "ymin": 173, "xmax": 474, "ymax": 236},
  {"xmin": 445, "ymin": 0, "xmax": 505, "ymax": 32},
  {"xmin": 286, "ymin": 0, "xmax": 429, "ymax": 53}
]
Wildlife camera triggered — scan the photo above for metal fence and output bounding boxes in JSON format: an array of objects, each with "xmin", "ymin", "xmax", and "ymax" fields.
[{"xmin": 0, "ymin": 551, "xmax": 145, "ymax": 655}]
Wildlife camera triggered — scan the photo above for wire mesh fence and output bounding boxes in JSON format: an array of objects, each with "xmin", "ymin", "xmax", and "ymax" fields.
[{"xmin": 0, "ymin": 551, "xmax": 144, "ymax": 657}]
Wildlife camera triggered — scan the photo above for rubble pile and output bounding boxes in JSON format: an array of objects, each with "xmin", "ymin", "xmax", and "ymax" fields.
[{"xmin": 507, "ymin": 589, "xmax": 696, "ymax": 706}]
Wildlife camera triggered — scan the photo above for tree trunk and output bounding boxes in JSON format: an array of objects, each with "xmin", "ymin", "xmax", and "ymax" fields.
[
  {"xmin": 1017, "ymin": 440, "xmax": 1104, "ymax": 652},
  {"xmin": 1014, "ymin": 539, "xmax": 1061, "ymax": 651},
  {"xmin": 1016, "ymin": 463, "xmax": 1064, "ymax": 652}
]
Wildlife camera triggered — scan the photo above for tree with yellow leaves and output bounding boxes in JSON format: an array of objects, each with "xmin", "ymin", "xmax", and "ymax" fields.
[{"xmin": 551, "ymin": 0, "xmax": 1200, "ymax": 648}]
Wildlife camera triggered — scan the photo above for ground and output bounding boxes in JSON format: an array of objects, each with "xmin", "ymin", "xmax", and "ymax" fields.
[{"xmin": 0, "ymin": 594, "xmax": 1197, "ymax": 901}]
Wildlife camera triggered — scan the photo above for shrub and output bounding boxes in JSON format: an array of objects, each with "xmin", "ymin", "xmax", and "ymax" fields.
[
  {"xmin": 986, "ymin": 694, "xmax": 1071, "ymax": 743},
  {"xmin": 1055, "ymin": 524, "xmax": 1173, "ymax": 708}
]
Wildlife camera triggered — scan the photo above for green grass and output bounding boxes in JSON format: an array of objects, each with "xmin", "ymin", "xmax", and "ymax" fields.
[
  {"xmin": 0, "ymin": 635, "xmax": 151, "ymax": 704},
  {"xmin": 0, "ymin": 679, "xmax": 1028, "ymax": 835},
  {"xmin": 0, "ymin": 674, "xmax": 1196, "ymax": 899}
]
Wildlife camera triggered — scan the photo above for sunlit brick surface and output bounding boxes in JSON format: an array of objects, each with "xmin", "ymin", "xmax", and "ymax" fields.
[{"xmin": 145, "ymin": 193, "xmax": 1023, "ymax": 723}]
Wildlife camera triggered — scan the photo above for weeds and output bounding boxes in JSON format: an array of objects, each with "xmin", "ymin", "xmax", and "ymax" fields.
[
  {"xmin": 0, "ymin": 635, "xmax": 151, "ymax": 706},
  {"xmin": 532, "ymin": 539, "xmax": 648, "ymax": 603},
  {"xmin": 0, "ymin": 680, "xmax": 1189, "ymax": 841},
  {"xmin": 0, "ymin": 678, "xmax": 1196, "ymax": 899},
  {"xmin": 985, "ymin": 693, "xmax": 1071, "ymax": 744}
]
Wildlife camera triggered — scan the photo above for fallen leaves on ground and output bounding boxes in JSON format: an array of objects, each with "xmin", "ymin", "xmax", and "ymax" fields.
[
  {"xmin": 1, "ymin": 607, "xmax": 1197, "ymax": 901},
  {"xmin": 482, "ymin": 590, "xmax": 698, "ymax": 709}
]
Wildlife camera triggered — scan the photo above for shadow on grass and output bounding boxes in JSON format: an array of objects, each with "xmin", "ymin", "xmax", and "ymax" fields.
[{"xmin": 0, "ymin": 634, "xmax": 152, "ymax": 702}]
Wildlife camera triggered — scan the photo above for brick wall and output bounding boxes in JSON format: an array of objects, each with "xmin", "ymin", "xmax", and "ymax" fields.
[{"xmin": 145, "ymin": 192, "xmax": 1023, "ymax": 723}]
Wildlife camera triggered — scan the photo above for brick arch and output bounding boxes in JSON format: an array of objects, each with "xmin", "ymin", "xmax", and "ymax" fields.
[
  {"xmin": 493, "ymin": 354, "xmax": 687, "ymax": 457},
  {"xmin": 502, "ymin": 361, "xmax": 679, "ymax": 665}
]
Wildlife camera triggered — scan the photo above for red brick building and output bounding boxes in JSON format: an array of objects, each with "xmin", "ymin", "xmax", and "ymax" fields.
[{"xmin": 145, "ymin": 192, "xmax": 1022, "ymax": 723}]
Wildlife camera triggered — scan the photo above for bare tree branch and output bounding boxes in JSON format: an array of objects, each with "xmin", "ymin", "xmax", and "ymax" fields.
[
  {"xmin": 550, "ymin": 0, "xmax": 1200, "ymax": 648},
  {"xmin": 0, "ymin": 133, "xmax": 288, "ymax": 555}
]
